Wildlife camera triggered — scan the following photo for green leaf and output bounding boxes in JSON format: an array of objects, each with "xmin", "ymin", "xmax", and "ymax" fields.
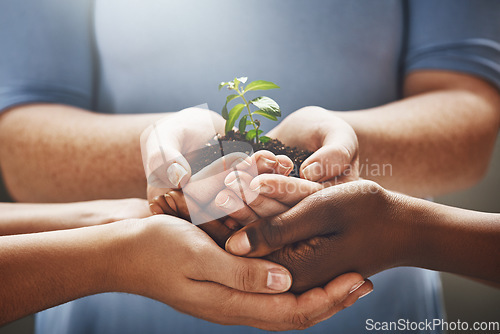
[
  {"xmin": 246, "ymin": 129, "xmax": 263, "ymax": 141},
  {"xmin": 238, "ymin": 115, "xmax": 248, "ymax": 134},
  {"xmin": 225, "ymin": 104, "xmax": 245, "ymax": 134},
  {"xmin": 244, "ymin": 80, "xmax": 279, "ymax": 93},
  {"xmin": 222, "ymin": 105, "xmax": 228, "ymax": 120},
  {"xmin": 222, "ymin": 94, "xmax": 240, "ymax": 120},
  {"xmin": 252, "ymin": 110, "xmax": 278, "ymax": 121},
  {"xmin": 250, "ymin": 96, "xmax": 281, "ymax": 117},
  {"xmin": 259, "ymin": 136, "xmax": 271, "ymax": 143},
  {"xmin": 226, "ymin": 94, "xmax": 240, "ymax": 103}
]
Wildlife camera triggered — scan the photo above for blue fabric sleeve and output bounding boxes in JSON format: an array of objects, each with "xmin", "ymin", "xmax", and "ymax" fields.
[
  {"xmin": 406, "ymin": 0, "xmax": 500, "ymax": 90},
  {"xmin": 0, "ymin": 0, "xmax": 94, "ymax": 113}
]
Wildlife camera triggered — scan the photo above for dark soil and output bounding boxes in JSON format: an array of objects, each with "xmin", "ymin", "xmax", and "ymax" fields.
[{"xmin": 186, "ymin": 130, "xmax": 312, "ymax": 177}]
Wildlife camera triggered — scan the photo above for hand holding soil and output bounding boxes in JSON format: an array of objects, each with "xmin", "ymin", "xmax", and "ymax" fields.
[
  {"xmin": 146, "ymin": 78, "xmax": 366, "ymax": 292},
  {"xmin": 226, "ymin": 180, "xmax": 399, "ymax": 293}
]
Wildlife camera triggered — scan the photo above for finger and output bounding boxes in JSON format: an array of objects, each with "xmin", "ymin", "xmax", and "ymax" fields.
[
  {"xmin": 149, "ymin": 193, "xmax": 177, "ymax": 216},
  {"xmin": 226, "ymin": 186, "xmax": 339, "ymax": 257},
  {"xmin": 165, "ymin": 190, "xmax": 191, "ymax": 220},
  {"xmin": 293, "ymin": 273, "xmax": 371, "ymax": 327},
  {"xmin": 147, "ymin": 185, "xmax": 170, "ymax": 203},
  {"xmin": 183, "ymin": 272, "xmax": 368, "ymax": 331},
  {"xmin": 342, "ymin": 278, "xmax": 373, "ymax": 308},
  {"xmin": 252, "ymin": 151, "xmax": 293, "ymax": 175},
  {"xmin": 183, "ymin": 152, "xmax": 250, "ymax": 204},
  {"xmin": 144, "ymin": 143, "xmax": 191, "ymax": 189},
  {"xmin": 149, "ymin": 190, "xmax": 197, "ymax": 223},
  {"xmin": 226, "ymin": 181, "xmax": 379, "ymax": 257},
  {"xmin": 215, "ymin": 189, "xmax": 259, "ymax": 225},
  {"xmin": 198, "ymin": 220, "xmax": 234, "ymax": 248},
  {"xmin": 224, "ymin": 172, "xmax": 289, "ymax": 219},
  {"xmin": 249, "ymin": 174, "xmax": 324, "ymax": 206},
  {"xmin": 300, "ymin": 127, "xmax": 358, "ymax": 182},
  {"xmin": 223, "ymin": 170, "xmax": 258, "ymax": 204},
  {"xmin": 191, "ymin": 245, "xmax": 293, "ymax": 294},
  {"xmin": 223, "ymin": 217, "xmax": 242, "ymax": 231}
]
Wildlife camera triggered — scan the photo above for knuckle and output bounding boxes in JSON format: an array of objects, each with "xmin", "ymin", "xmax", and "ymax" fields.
[
  {"xmin": 355, "ymin": 180, "xmax": 384, "ymax": 199},
  {"xmin": 247, "ymin": 192, "xmax": 265, "ymax": 207},
  {"xmin": 234, "ymin": 264, "xmax": 256, "ymax": 292},
  {"xmin": 230, "ymin": 209, "xmax": 256, "ymax": 226},
  {"xmin": 290, "ymin": 311, "xmax": 313, "ymax": 330},
  {"xmin": 262, "ymin": 216, "xmax": 286, "ymax": 249}
]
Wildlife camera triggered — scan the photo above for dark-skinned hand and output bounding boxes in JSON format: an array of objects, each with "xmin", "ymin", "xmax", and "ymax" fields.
[{"xmin": 223, "ymin": 177, "xmax": 402, "ymax": 292}]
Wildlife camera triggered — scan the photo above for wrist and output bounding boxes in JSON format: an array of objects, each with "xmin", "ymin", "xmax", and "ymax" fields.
[
  {"xmin": 381, "ymin": 190, "xmax": 429, "ymax": 269},
  {"xmin": 99, "ymin": 219, "xmax": 149, "ymax": 294},
  {"xmin": 387, "ymin": 194, "xmax": 452, "ymax": 269}
]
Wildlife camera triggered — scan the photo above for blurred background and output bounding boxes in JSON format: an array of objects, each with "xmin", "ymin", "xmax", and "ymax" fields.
[{"xmin": 1, "ymin": 136, "xmax": 499, "ymax": 333}]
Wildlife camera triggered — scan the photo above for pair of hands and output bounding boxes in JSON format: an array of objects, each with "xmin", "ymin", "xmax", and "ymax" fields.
[
  {"xmin": 138, "ymin": 107, "xmax": 378, "ymax": 329},
  {"xmin": 144, "ymin": 106, "xmax": 359, "ymax": 200}
]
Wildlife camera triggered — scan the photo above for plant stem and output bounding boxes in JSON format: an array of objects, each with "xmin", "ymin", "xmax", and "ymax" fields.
[{"xmin": 237, "ymin": 88, "xmax": 260, "ymax": 143}]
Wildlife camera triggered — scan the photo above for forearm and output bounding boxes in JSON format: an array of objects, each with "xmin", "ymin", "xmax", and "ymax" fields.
[
  {"xmin": 0, "ymin": 104, "xmax": 166, "ymax": 202},
  {"xmin": 0, "ymin": 199, "xmax": 150, "ymax": 236},
  {"xmin": 395, "ymin": 194, "xmax": 500, "ymax": 282},
  {"xmin": 0, "ymin": 221, "xmax": 140, "ymax": 325},
  {"xmin": 0, "ymin": 202, "xmax": 95, "ymax": 235},
  {"xmin": 337, "ymin": 72, "xmax": 500, "ymax": 197}
]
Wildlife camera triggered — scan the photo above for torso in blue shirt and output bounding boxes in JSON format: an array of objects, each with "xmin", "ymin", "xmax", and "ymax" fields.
[
  {"xmin": 37, "ymin": 2, "xmax": 444, "ymax": 332},
  {"xmin": 4, "ymin": 0, "xmax": 500, "ymax": 333}
]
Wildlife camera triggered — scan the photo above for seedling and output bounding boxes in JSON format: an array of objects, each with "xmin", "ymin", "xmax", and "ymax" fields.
[{"xmin": 219, "ymin": 77, "xmax": 281, "ymax": 144}]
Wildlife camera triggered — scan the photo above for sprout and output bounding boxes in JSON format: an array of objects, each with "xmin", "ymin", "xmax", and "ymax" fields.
[{"xmin": 219, "ymin": 77, "xmax": 281, "ymax": 144}]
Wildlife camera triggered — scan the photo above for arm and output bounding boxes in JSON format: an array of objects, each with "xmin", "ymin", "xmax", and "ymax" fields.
[
  {"xmin": 0, "ymin": 104, "xmax": 166, "ymax": 202},
  {"xmin": 223, "ymin": 178, "xmax": 500, "ymax": 290},
  {"xmin": 268, "ymin": 71, "xmax": 500, "ymax": 197},
  {"xmin": 402, "ymin": 192, "xmax": 500, "ymax": 282},
  {"xmin": 0, "ymin": 105, "xmax": 228, "ymax": 203},
  {"xmin": 0, "ymin": 199, "xmax": 151, "ymax": 236},
  {"xmin": 339, "ymin": 70, "xmax": 500, "ymax": 196},
  {"xmin": 0, "ymin": 215, "xmax": 371, "ymax": 330}
]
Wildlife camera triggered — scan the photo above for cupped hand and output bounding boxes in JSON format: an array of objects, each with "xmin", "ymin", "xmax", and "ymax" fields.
[
  {"xmin": 119, "ymin": 215, "xmax": 373, "ymax": 331},
  {"xmin": 225, "ymin": 179, "xmax": 401, "ymax": 293},
  {"xmin": 215, "ymin": 172, "xmax": 325, "ymax": 226},
  {"xmin": 148, "ymin": 150, "xmax": 294, "ymax": 239},
  {"xmin": 141, "ymin": 108, "xmax": 225, "ymax": 202},
  {"xmin": 267, "ymin": 106, "xmax": 359, "ymax": 184}
]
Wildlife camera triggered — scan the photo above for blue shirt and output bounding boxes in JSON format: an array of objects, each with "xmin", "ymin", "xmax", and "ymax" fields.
[{"xmin": 1, "ymin": 0, "xmax": 499, "ymax": 333}]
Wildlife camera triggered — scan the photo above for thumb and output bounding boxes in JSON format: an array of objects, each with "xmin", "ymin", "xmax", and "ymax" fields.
[
  {"xmin": 226, "ymin": 189, "xmax": 333, "ymax": 257},
  {"xmin": 300, "ymin": 125, "xmax": 358, "ymax": 183},
  {"xmin": 141, "ymin": 123, "xmax": 192, "ymax": 189},
  {"xmin": 199, "ymin": 247, "xmax": 292, "ymax": 293}
]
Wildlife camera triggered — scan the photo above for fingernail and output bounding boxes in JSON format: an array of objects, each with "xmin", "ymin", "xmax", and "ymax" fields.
[
  {"xmin": 167, "ymin": 163, "xmax": 188, "ymax": 187},
  {"xmin": 215, "ymin": 194, "xmax": 233, "ymax": 209},
  {"xmin": 149, "ymin": 203, "xmax": 162, "ymax": 215},
  {"xmin": 224, "ymin": 174, "xmax": 239, "ymax": 187},
  {"xmin": 164, "ymin": 193, "xmax": 177, "ymax": 213},
  {"xmin": 226, "ymin": 232, "xmax": 251, "ymax": 255},
  {"xmin": 278, "ymin": 162, "xmax": 293, "ymax": 176},
  {"xmin": 260, "ymin": 157, "xmax": 277, "ymax": 169},
  {"xmin": 249, "ymin": 182, "xmax": 262, "ymax": 192},
  {"xmin": 349, "ymin": 280, "xmax": 365, "ymax": 294},
  {"xmin": 267, "ymin": 269, "xmax": 292, "ymax": 291},
  {"xmin": 302, "ymin": 162, "xmax": 322, "ymax": 181},
  {"xmin": 358, "ymin": 289, "xmax": 373, "ymax": 299}
]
